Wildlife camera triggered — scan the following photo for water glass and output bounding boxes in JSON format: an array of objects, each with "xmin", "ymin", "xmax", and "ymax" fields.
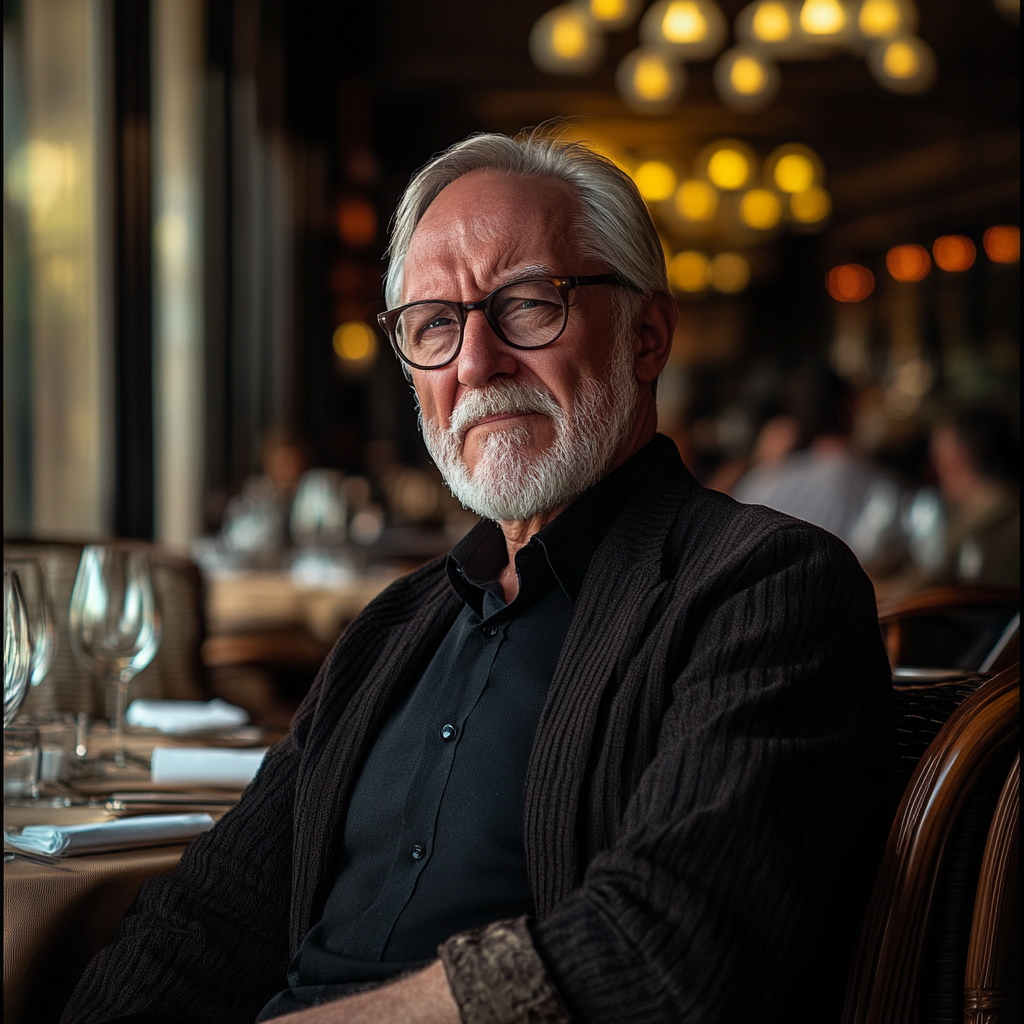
[{"xmin": 4, "ymin": 726, "xmax": 40, "ymax": 801}]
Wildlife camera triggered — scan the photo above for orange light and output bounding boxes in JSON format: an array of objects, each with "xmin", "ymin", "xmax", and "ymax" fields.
[
  {"xmin": 826, "ymin": 264, "xmax": 875, "ymax": 303},
  {"xmin": 932, "ymin": 235, "xmax": 976, "ymax": 273},
  {"xmin": 886, "ymin": 243, "xmax": 930, "ymax": 282},
  {"xmin": 983, "ymin": 225, "xmax": 1020, "ymax": 264},
  {"xmin": 337, "ymin": 197, "xmax": 377, "ymax": 249}
]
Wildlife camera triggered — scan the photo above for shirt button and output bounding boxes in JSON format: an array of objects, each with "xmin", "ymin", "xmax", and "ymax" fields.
[
  {"xmin": 411, "ymin": 844, "xmax": 425, "ymax": 861},
  {"xmin": 440, "ymin": 723, "xmax": 457, "ymax": 741},
  {"xmin": 482, "ymin": 624, "xmax": 497, "ymax": 638}
]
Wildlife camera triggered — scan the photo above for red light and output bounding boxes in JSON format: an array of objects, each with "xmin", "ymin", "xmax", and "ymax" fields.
[
  {"xmin": 827, "ymin": 264, "xmax": 875, "ymax": 303},
  {"xmin": 886, "ymin": 244, "xmax": 931, "ymax": 282},
  {"xmin": 983, "ymin": 225, "xmax": 1020, "ymax": 264},
  {"xmin": 932, "ymin": 235, "xmax": 976, "ymax": 272}
]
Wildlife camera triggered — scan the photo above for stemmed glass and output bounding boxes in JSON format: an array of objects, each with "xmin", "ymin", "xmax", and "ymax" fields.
[
  {"xmin": 4, "ymin": 570, "xmax": 33, "ymax": 728},
  {"xmin": 69, "ymin": 546, "xmax": 162, "ymax": 769},
  {"xmin": 4, "ymin": 557, "xmax": 56, "ymax": 688}
]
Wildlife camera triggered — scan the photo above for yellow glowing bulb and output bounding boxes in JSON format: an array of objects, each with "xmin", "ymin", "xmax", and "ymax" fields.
[
  {"xmin": 882, "ymin": 39, "xmax": 919, "ymax": 77},
  {"xmin": 740, "ymin": 189, "xmax": 783, "ymax": 229},
  {"xmin": 707, "ymin": 149, "xmax": 750, "ymax": 190},
  {"xmin": 752, "ymin": 2, "xmax": 792, "ymax": 41},
  {"xmin": 634, "ymin": 161, "xmax": 677, "ymax": 202},
  {"xmin": 669, "ymin": 250, "xmax": 711, "ymax": 292},
  {"xmin": 710, "ymin": 252, "xmax": 750, "ymax": 293},
  {"xmin": 552, "ymin": 13, "xmax": 588, "ymax": 58},
  {"xmin": 333, "ymin": 322, "xmax": 377, "ymax": 362},
  {"xmin": 800, "ymin": 0, "xmax": 846, "ymax": 35},
  {"xmin": 634, "ymin": 54, "xmax": 673, "ymax": 99},
  {"xmin": 774, "ymin": 153, "xmax": 816, "ymax": 193},
  {"xmin": 730, "ymin": 56, "xmax": 768, "ymax": 95},
  {"xmin": 591, "ymin": 0, "xmax": 629, "ymax": 20},
  {"xmin": 663, "ymin": 1, "xmax": 708, "ymax": 43},
  {"xmin": 859, "ymin": 0, "xmax": 901, "ymax": 37},
  {"xmin": 675, "ymin": 179, "xmax": 719, "ymax": 221},
  {"xmin": 790, "ymin": 186, "xmax": 832, "ymax": 222}
]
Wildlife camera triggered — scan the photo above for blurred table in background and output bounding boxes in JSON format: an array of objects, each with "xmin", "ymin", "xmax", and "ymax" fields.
[{"xmin": 200, "ymin": 565, "xmax": 405, "ymax": 722}]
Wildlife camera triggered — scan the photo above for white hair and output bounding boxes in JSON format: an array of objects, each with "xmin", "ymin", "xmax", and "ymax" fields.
[{"xmin": 383, "ymin": 129, "xmax": 668, "ymax": 333}]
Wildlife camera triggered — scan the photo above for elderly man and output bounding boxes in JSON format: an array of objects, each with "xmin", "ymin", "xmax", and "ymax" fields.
[{"xmin": 64, "ymin": 134, "xmax": 893, "ymax": 1024}]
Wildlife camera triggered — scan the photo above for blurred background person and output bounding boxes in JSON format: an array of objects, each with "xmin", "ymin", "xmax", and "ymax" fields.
[
  {"xmin": 733, "ymin": 367, "xmax": 891, "ymax": 551},
  {"xmin": 921, "ymin": 408, "xmax": 1019, "ymax": 587}
]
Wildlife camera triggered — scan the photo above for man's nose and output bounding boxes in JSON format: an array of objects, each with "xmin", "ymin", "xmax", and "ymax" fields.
[{"xmin": 456, "ymin": 309, "xmax": 518, "ymax": 387}]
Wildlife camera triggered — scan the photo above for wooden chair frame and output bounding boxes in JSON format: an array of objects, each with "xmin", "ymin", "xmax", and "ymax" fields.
[
  {"xmin": 876, "ymin": 585, "xmax": 1019, "ymax": 669},
  {"xmin": 842, "ymin": 665, "xmax": 1020, "ymax": 1024}
]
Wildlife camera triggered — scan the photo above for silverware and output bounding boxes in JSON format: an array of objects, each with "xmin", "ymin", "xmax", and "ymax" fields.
[{"xmin": 3, "ymin": 848, "xmax": 72, "ymax": 869}]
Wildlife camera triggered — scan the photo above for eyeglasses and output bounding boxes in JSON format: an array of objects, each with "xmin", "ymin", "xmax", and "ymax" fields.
[{"xmin": 377, "ymin": 274, "xmax": 633, "ymax": 370}]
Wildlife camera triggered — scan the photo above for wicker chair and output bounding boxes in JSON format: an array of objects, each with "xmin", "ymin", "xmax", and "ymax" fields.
[
  {"xmin": 4, "ymin": 539, "xmax": 208, "ymax": 718},
  {"xmin": 843, "ymin": 664, "xmax": 1020, "ymax": 1024}
]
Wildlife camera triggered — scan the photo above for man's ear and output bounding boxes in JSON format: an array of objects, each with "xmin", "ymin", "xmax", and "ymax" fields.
[{"xmin": 633, "ymin": 290, "xmax": 677, "ymax": 385}]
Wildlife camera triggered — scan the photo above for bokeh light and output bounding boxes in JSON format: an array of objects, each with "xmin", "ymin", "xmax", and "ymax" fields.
[
  {"xmin": 675, "ymin": 179, "xmax": 719, "ymax": 221},
  {"xmin": 706, "ymin": 146, "xmax": 751, "ymax": 190},
  {"xmin": 336, "ymin": 198, "xmax": 377, "ymax": 249},
  {"xmin": 529, "ymin": 5, "xmax": 605, "ymax": 74},
  {"xmin": 740, "ymin": 189, "xmax": 783, "ymax": 229},
  {"xmin": 669, "ymin": 250, "xmax": 712, "ymax": 292},
  {"xmin": 579, "ymin": 0, "xmax": 640, "ymax": 30},
  {"xmin": 710, "ymin": 252, "xmax": 751, "ymax": 292},
  {"xmin": 868, "ymin": 34, "xmax": 936, "ymax": 93},
  {"xmin": 857, "ymin": 0, "xmax": 915, "ymax": 38},
  {"xmin": 799, "ymin": 0, "xmax": 847, "ymax": 36},
  {"xmin": 731, "ymin": 55, "xmax": 767, "ymax": 94},
  {"xmin": 662, "ymin": 0, "xmax": 709, "ymax": 41},
  {"xmin": 634, "ymin": 161, "xmax": 678, "ymax": 201},
  {"xmin": 983, "ymin": 225, "xmax": 1020, "ymax": 263},
  {"xmin": 333, "ymin": 322, "xmax": 378, "ymax": 363},
  {"xmin": 789, "ymin": 186, "xmax": 832, "ymax": 223},
  {"xmin": 616, "ymin": 48, "xmax": 686, "ymax": 110},
  {"xmin": 713, "ymin": 48, "xmax": 780, "ymax": 111},
  {"xmin": 640, "ymin": 0, "xmax": 728, "ymax": 58},
  {"xmin": 752, "ymin": 1, "xmax": 793, "ymax": 41},
  {"xmin": 773, "ymin": 153, "xmax": 815, "ymax": 193},
  {"xmin": 827, "ymin": 264, "xmax": 875, "ymax": 302},
  {"xmin": 886, "ymin": 243, "xmax": 931, "ymax": 282},
  {"xmin": 931, "ymin": 235, "xmax": 976, "ymax": 272}
]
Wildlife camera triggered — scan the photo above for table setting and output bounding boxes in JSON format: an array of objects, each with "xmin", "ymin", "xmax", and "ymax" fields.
[{"xmin": 3, "ymin": 545, "xmax": 285, "ymax": 1024}]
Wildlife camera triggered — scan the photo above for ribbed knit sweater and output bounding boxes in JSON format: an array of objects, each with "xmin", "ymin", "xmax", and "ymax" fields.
[{"xmin": 61, "ymin": 437, "xmax": 895, "ymax": 1024}]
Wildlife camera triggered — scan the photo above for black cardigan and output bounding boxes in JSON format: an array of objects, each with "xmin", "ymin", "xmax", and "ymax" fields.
[{"xmin": 62, "ymin": 437, "xmax": 895, "ymax": 1024}]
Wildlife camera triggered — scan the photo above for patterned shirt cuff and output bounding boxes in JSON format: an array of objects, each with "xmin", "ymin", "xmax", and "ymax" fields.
[{"xmin": 438, "ymin": 915, "xmax": 574, "ymax": 1024}]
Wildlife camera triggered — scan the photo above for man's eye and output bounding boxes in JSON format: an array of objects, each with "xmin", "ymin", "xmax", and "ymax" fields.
[{"xmin": 424, "ymin": 316, "xmax": 455, "ymax": 331}]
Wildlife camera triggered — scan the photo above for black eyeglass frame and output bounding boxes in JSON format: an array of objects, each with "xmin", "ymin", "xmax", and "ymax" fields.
[{"xmin": 377, "ymin": 273, "xmax": 635, "ymax": 371}]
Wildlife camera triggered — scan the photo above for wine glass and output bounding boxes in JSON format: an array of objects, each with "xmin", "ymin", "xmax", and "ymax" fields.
[
  {"xmin": 4, "ymin": 570, "xmax": 33, "ymax": 728},
  {"xmin": 68, "ymin": 547, "xmax": 162, "ymax": 769},
  {"xmin": 4, "ymin": 557, "xmax": 56, "ymax": 687}
]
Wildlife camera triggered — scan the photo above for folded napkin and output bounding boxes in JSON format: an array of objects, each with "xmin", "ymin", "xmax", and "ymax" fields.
[
  {"xmin": 4, "ymin": 813, "xmax": 214, "ymax": 857},
  {"xmin": 150, "ymin": 746, "xmax": 268, "ymax": 788},
  {"xmin": 125, "ymin": 698, "xmax": 249, "ymax": 735}
]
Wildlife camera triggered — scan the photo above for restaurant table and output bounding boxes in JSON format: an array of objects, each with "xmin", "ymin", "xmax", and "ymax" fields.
[
  {"xmin": 3, "ymin": 725, "xmax": 268, "ymax": 1024},
  {"xmin": 4, "ymin": 809, "xmax": 188, "ymax": 1024}
]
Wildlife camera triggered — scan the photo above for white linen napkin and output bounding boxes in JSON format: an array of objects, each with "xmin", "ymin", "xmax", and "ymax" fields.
[
  {"xmin": 4, "ymin": 813, "xmax": 214, "ymax": 857},
  {"xmin": 150, "ymin": 747, "xmax": 268, "ymax": 788},
  {"xmin": 125, "ymin": 698, "xmax": 249, "ymax": 735}
]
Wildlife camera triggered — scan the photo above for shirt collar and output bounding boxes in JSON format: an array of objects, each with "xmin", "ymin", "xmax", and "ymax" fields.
[{"xmin": 446, "ymin": 434, "xmax": 671, "ymax": 607}]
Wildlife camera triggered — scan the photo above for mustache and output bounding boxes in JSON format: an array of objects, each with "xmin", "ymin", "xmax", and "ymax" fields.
[{"xmin": 448, "ymin": 380, "xmax": 562, "ymax": 442}]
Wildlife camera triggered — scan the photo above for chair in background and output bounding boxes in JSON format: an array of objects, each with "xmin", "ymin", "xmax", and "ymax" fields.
[
  {"xmin": 877, "ymin": 585, "xmax": 1019, "ymax": 672},
  {"xmin": 3, "ymin": 539, "xmax": 208, "ymax": 718},
  {"xmin": 843, "ymin": 664, "xmax": 1020, "ymax": 1024}
]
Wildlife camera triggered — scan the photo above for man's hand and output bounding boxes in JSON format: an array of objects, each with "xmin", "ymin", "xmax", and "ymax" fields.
[{"xmin": 268, "ymin": 960, "xmax": 461, "ymax": 1024}]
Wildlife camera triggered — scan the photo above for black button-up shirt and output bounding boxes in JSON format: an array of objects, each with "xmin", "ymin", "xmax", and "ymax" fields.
[{"xmin": 258, "ymin": 440, "xmax": 660, "ymax": 1020}]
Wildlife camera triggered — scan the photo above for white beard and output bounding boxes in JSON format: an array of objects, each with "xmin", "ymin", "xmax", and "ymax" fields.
[{"xmin": 420, "ymin": 339, "xmax": 639, "ymax": 523}]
